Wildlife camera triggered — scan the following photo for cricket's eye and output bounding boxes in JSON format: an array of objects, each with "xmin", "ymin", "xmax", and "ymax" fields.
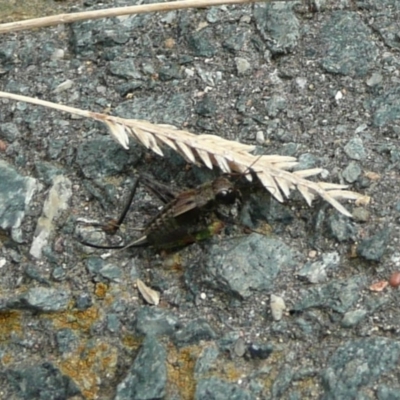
[{"xmin": 217, "ymin": 188, "xmax": 236, "ymax": 204}]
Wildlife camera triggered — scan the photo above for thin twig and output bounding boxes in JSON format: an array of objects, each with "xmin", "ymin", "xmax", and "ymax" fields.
[{"xmin": 0, "ymin": 0, "xmax": 266, "ymax": 34}]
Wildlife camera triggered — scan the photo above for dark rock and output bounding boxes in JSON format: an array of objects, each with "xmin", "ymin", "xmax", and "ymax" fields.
[
  {"xmin": 158, "ymin": 64, "xmax": 182, "ymax": 81},
  {"xmin": 107, "ymin": 313, "xmax": 120, "ymax": 333},
  {"xmin": 5, "ymin": 362, "xmax": 80, "ymax": 399},
  {"xmin": 319, "ymin": 12, "xmax": 378, "ymax": 77},
  {"xmin": 35, "ymin": 161, "xmax": 65, "ymax": 185},
  {"xmin": 203, "ymin": 234, "xmax": 298, "ymax": 298},
  {"xmin": 344, "ymin": 137, "xmax": 367, "ymax": 160},
  {"xmin": 194, "ymin": 345, "xmax": 219, "ymax": 377},
  {"xmin": 298, "ymin": 252, "xmax": 340, "ymax": 283},
  {"xmin": 0, "ymin": 122, "xmax": 20, "ymax": 141},
  {"xmin": 115, "ymin": 335, "xmax": 167, "ymax": 400},
  {"xmin": 75, "ymin": 292, "xmax": 92, "ymax": 310},
  {"xmin": 223, "ymin": 32, "xmax": 247, "ymax": 53},
  {"xmin": 173, "ymin": 319, "xmax": 216, "ymax": 347},
  {"xmin": 0, "ymin": 160, "xmax": 39, "ymax": 242},
  {"xmin": 195, "ymin": 377, "xmax": 255, "ymax": 400},
  {"xmin": 133, "ymin": 306, "xmax": 180, "ymax": 337},
  {"xmin": 321, "ymin": 338, "xmax": 400, "ymax": 399},
  {"xmin": 76, "ymin": 136, "xmax": 140, "ymax": 179},
  {"xmin": 341, "ymin": 309, "xmax": 367, "ymax": 328},
  {"xmin": 195, "ymin": 95, "xmax": 217, "ymax": 117},
  {"xmin": 342, "ymin": 162, "xmax": 362, "ymax": 183},
  {"xmin": 357, "ymin": 228, "xmax": 390, "ymax": 261},
  {"xmin": 327, "ymin": 213, "xmax": 357, "ymax": 242},
  {"xmin": 254, "ymin": 2, "xmax": 300, "ymax": 55},
  {"xmin": 5, "ymin": 287, "xmax": 71, "ymax": 312},
  {"xmin": 114, "ymin": 93, "xmax": 192, "ymax": 126},
  {"xmin": 292, "ymin": 275, "xmax": 366, "ymax": 314},
  {"xmin": 264, "ymin": 94, "xmax": 287, "ymax": 118},
  {"xmin": 272, "ymin": 365, "xmax": 294, "ymax": 399},
  {"xmin": 248, "ymin": 343, "xmax": 273, "ymax": 360},
  {"xmin": 56, "ymin": 328, "xmax": 79, "ymax": 354},
  {"xmin": 188, "ymin": 30, "xmax": 217, "ymax": 57},
  {"xmin": 370, "ymin": 86, "xmax": 400, "ymax": 127},
  {"xmin": 108, "ymin": 59, "xmax": 142, "ymax": 80}
]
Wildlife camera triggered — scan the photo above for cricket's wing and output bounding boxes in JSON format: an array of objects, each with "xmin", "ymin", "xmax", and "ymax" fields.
[{"xmin": 170, "ymin": 191, "xmax": 199, "ymax": 217}]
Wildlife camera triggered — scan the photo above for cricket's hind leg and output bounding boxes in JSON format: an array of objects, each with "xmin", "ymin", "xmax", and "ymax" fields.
[{"xmin": 76, "ymin": 177, "xmax": 142, "ymax": 249}]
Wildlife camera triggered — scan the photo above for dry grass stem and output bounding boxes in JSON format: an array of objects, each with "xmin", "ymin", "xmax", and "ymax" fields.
[
  {"xmin": 0, "ymin": 91, "xmax": 369, "ymax": 217},
  {"xmin": 0, "ymin": 0, "xmax": 262, "ymax": 34}
]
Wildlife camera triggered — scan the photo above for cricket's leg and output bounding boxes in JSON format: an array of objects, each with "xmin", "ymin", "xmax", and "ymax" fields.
[
  {"xmin": 109, "ymin": 176, "xmax": 140, "ymax": 232},
  {"xmin": 77, "ymin": 177, "xmax": 141, "ymax": 249}
]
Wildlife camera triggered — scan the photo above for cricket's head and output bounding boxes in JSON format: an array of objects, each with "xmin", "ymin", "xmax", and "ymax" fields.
[{"xmin": 212, "ymin": 176, "xmax": 238, "ymax": 204}]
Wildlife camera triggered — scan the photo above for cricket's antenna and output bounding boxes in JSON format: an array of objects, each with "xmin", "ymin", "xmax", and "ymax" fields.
[{"xmin": 229, "ymin": 153, "xmax": 264, "ymax": 184}]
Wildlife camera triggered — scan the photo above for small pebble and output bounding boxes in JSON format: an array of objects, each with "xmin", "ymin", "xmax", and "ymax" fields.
[
  {"xmin": 270, "ymin": 294, "xmax": 285, "ymax": 321},
  {"xmin": 389, "ymin": 272, "xmax": 400, "ymax": 288}
]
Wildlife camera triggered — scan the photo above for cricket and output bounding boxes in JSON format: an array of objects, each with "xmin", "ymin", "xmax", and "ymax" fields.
[{"xmin": 78, "ymin": 172, "xmax": 248, "ymax": 251}]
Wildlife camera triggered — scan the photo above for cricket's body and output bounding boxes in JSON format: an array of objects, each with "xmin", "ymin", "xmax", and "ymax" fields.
[{"xmin": 125, "ymin": 176, "xmax": 238, "ymax": 249}]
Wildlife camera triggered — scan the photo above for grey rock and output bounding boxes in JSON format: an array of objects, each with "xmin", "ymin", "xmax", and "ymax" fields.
[
  {"xmin": 158, "ymin": 64, "xmax": 182, "ymax": 81},
  {"xmin": 35, "ymin": 161, "xmax": 65, "ymax": 185},
  {"xmin": 293, "ymin": 275, "xmax": 366, "ymax": 313},
  {"xmin": 173, "ymin": 319, "xmax": 216, "ymax": 347},
  {"xmin": 265, "ymin": 94, "xmax": 287, "ymax": 118},
  {"xmin": 30, "ymin": 175, "xmax": 72, "ymax": 259},
  {"xmin": 75, "ymin": 292, "xmax": 93, "ymax": 310},
  {"xmin": 70, "ymin": 14, "xmax": 146, "ymax": 56},
  {"xmin": 233, "ymin": 337, "xmax": 247, "ymax": 358},
  {"xmin": 298, "ymin": 252, "xmax": 340, "ymax": 283},
  {"xmin": 107, "ymin": 313, "xmax": 121, "ymax": 333},
  {"xmin": 366, "ymin": 72, "xmax": 383, "ymax": 87},
  {"xmin": 357, "ymin": 228, "xmax": 390, "ymax": 261},
  {"xmin": 86, "ymin": 257, "xmax": 105, "ymax": 275},
  {"xmin": 0, "ymin": 160, "xmax": 39, "ymax": 242},
  {"xmin": 194, "ymin": 345, "xmax": 220, "ymax": 377},
  {"xmin": 56, "ymin": 328, "xmax": 79, "ymax": 354},
  {"xmin": 235, "ymin": 57, "xmax": 251, "ymax": 75},
  {"xmin": 321, "ymin": 338, "xmax": 400, "ymax": 399},
  {"xmin": 98, "ymin": 263, "xmax": 122, "ymax": 282},
  {"xmin": 0, "ymin": 122, "xmax": 20, "ymax": 141},
  {"xmin": 115, "ymin": 335, "xmax": 167, "ymax": 400},
  {"xmin": 188, "ymin": 30, "xmax": 217, "ymax": 57},
  {"xmin": 327, "ymin": 213, "xmax": 357, "ymax": 242},
  {"xmin": 371, "ymin": 13, "xmax": 400, "ymax": 50},
  {"xmin": 377, "ymin": 385, "xmax": 400, "ymax": 400},
  {"xmin": 5, "ymin": 362, "xmax": 80, "ymax": 400},
  {"xmin": 204, "ymin": 234, "xmax": 297, "ymax": 298},
  {"xmin": 114, "ymin": 93, "xmax": 191, "ymax": 126},
  {"xmin": 47, "ymin": 139, "xmax": 66, "ymax": 160},
  {"xmin": 195, "ymin": 377, "xmax": 255, "ymax": 400},
  {"xmin": 319, "ymin": 12, "xmax": 378, "ymax": 77},
  {"xmin": 133, "ymin": 307, "xmax": 180, "ymax": 337},
  {"xmin": 370, "ymin": 86, "xmax": 400, "ymax": 127},
  {"xmin": 195, "ymin": 95, "xmax": 217, "ymax": 117},
  {"xmin": 344, "ymin": 137, "xmax": 367, "ymax": 160},
  {"xmin": 6, "ymin": 287, "xmax": 71, "ymax": 312},
  {"xmin": 295, "ymin": 153, "xmax": 318, "ymax": 170},
  {"xmin": 109, "ymin": 59, "xmax": 142, "ymax": 80},
  {"xmin": 341, "ymin": 309, "xmax": 368, "ymax": 328},
  {"xmin": 342, "ymin": 162, "xmax": 362, "ymax": 183},
  {"xmin": 272, "ymin": 365, "xmax": 294, "ymax": 399},
  {"xmin": 223, "ymin": 32, "xmax": 247, "ymax": 53},
  {"xmin": 76, "ymin": 136, "xmax": 139, "ymax": 179},
  {"xmin": 254, "ymin": 2, "xmax": 300, "ymax": 55}
]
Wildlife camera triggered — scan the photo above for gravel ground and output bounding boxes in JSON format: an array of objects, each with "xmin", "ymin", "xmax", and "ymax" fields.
[{"xmin": 1, "ymin": 0, "xmax": 400, "ymax": 399}]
